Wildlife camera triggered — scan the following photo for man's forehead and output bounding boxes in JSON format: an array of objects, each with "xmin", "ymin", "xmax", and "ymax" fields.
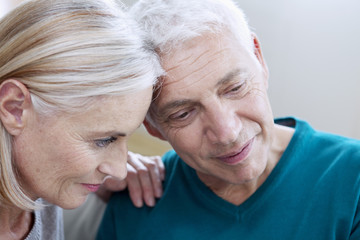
[
  {"xmin": 153, "ymin": 33, "xmax": 258, "ymax": 108},
  {"xmin": 159, "ymin": 50, "xmax": 227, "ymax": 90},
  {"xmin": 159, "ymin": 34, "xmax": 225, "ymax": 67},
  {"xmin": 151, "ymin": 73, "xmax": 196, "ymax": 113}
]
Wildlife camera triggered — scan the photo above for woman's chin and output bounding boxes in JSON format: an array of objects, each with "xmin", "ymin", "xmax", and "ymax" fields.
[{"xmin": 56, "ymin": 195, "xmax": 89, "ymax": 210}]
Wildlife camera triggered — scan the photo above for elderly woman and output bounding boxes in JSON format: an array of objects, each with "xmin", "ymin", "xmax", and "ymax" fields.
[{"xmin": 0, "ymin": 0, "xmax": 163, "ymax": 239}]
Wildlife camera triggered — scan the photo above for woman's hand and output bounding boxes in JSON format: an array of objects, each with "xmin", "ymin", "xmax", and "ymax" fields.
[{"xmin": 96, "ymin": 151, "xmax": 165, "ymax": 207}]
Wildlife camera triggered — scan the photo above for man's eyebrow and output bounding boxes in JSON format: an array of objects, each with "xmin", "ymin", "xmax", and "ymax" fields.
[
  {"xmin": 158, "ymin": 99, "xmax": 194, "ymax": 116},
  {"xmin": 216, "ymin": 68, "xmax": 246, "ymax": 87}
]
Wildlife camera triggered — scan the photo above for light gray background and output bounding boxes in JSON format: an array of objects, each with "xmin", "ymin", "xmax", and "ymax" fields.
[{"xmin": 2, "ymin": 0, "xmax": 360, "ymax": 138}]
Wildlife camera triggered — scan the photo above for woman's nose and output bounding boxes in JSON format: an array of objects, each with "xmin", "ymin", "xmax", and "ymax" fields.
[{"xmin": 97, "ymin": 146, "xmax": 128, "ymax": 180}]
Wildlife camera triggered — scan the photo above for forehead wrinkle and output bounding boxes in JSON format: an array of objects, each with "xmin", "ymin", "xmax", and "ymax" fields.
[
  {"xmin": 164, "ymin": 47, "xmax": 226, "ymax": 87},
  {"xmin": 165, "ymin": 53, "xmax": 194, "ymax": 72}
]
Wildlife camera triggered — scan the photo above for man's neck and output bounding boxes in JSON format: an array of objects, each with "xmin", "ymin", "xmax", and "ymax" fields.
[
  {"xmin": 197, "ymin": 124, "xmax": 295, "ymax": 206},
  {"xmin": 197, "ymin": 162, "xmax": 275, "ymax": 205}
]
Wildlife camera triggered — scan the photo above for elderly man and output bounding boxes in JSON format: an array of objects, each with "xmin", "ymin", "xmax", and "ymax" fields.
[{"xmin": 97, "ymin": 0, "xmax": 360, "ymax": 239}]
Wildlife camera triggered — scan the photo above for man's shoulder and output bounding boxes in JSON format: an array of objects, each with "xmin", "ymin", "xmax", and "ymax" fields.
[
  {"xmin": 279, "ymin": 116, "xmax": 360, "ymax": 151},
  {"xmin": 310, "ymin": 126, "xmax": 360, "ymax": 157},
  {"xmin": 279, "ymin": 117, "xmax": 360, "ymax": 172},
  {"xmin": 162, "ymin": 149, "xmax": 187, "ymax": 176},
  {"xmin": 292, "ymin": 119, "xmax": 360, "ymax": 177},
  {"xmin": 162, "ymin": 149, "xmax": 180, "ymax": 164}
]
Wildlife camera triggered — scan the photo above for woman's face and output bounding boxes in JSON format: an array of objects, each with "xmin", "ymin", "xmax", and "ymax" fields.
[{"xmin": 12, "ymin": 87, "xmax": 152, "ymax": 209}]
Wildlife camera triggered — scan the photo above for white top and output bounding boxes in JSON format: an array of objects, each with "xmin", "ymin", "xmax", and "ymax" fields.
[{"xmin": 25, "ymin": 198, "xmax": 64, "ymax": 240}]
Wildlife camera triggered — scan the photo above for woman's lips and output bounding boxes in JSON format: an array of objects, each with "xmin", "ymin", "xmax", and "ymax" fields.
[
  {"xmin": 82, "ymin": 184, "xmax": 101, "ymax": 192},
  {"xmin": 217, "ymin": 138, "xmax": 254, "ymax": 165}
]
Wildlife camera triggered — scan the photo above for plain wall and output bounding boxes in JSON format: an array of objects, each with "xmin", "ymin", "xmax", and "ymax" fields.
[
  {"xmin": 2, "ymin": 0, "xmax": 359, "ymax": 140},
  {"xmin": 237, "ymin": 0, "xmax": 360, "ymax": 139}
]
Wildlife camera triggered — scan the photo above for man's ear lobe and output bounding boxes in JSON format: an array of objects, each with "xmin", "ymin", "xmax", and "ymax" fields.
[
  {"xmin": 143, "ymin": 118, "xmax": 167, "ymax": 141},
  {"xmin": 0, "ymin": 79, "xmax": 31, "ymax": 135}
]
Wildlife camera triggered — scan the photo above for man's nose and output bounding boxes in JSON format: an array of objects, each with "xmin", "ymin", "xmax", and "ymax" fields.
[{"xmin": 203, "ymin": 102, "xmax": 241, "ymax": 145}]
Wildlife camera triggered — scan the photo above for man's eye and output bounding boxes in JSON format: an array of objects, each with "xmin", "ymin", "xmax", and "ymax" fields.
[
  {"xmin": 169, "ymin": 109, "xmax": 191, "ymax": 121},
  {"xmin": 227, "ymin": 84, "xmax": 243, "ymax": 93},
  {"xmin": 94, "ymin": 136, "xmax": 117, "ymax": 148}
]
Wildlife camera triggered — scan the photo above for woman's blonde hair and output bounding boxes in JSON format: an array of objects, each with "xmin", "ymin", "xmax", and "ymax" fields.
[{"xmin": 0, "ymin": 0, "xmax": 163, "ymax": 210}]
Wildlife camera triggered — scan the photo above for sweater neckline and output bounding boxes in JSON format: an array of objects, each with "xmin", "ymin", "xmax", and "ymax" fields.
[{"xmin": 182, "ymin": 117, "xmax": 312, "ymax": 220}]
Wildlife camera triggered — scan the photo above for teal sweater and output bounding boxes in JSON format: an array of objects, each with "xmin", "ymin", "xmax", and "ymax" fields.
[{"xmin": 97, "ymin": 118, "xmax": 360, "ymax": 239}]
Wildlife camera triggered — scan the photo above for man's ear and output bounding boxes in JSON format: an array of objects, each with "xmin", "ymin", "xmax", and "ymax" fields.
[
  {"xmin": 143, "ymin": 118, "xmax": 167, "ymax": 141},
  {"xmin": 0, "ymin": 79, "xmax": 32, "ymax": 136},
  {"xmin": 251, "ymin": 33, "xmax": 269, "ymax": 84}
]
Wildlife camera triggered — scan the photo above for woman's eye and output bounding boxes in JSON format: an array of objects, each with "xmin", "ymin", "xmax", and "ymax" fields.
[{"xmin": 94, "ymin": 136, "xmax": 117, "ymax": 148}]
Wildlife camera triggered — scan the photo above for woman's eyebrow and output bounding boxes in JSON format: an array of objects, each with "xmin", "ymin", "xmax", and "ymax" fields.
[{"xmin": 89, "ymin": 131, "xmax": 127, "ymax": 137}]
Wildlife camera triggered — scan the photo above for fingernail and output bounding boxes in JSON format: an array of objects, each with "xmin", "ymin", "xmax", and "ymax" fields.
[
  {"xmin": 147, "ymin": 198, "xmax": 155, "ymax": 207},
  {"xmin": 155, "ymin": 188, "xmax": 163, "ymax": 198},
  {"xmin": 135, "ymin": 199, "xmax": 143, "ymax": 208}
]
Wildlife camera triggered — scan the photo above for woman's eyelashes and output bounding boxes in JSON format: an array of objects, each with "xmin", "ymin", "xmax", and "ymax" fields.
[{"xmin": 94, "ymin": 136, "xmax": 118, "ymax": 148}]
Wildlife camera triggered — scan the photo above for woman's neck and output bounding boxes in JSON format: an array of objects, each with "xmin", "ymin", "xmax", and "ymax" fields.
[{"xmin": 0, "ymin": 204, "xmax": 34, "ymax": 240}]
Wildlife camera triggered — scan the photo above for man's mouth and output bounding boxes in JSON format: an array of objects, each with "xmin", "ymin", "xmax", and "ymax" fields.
[{"xmin": 216, "ymin": 138, "xmax": 254, "ymax": 165}]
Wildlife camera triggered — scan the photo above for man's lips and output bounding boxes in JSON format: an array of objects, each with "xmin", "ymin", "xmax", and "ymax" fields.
[{"xmin": 216, "ymin": 138, "xmax": 254, "ymax": 165}]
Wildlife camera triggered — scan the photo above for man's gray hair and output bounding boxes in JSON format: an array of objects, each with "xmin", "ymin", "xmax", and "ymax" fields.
[{"xmin": 130, "ymin": 0, "xmax": 254, "ymax": 55}]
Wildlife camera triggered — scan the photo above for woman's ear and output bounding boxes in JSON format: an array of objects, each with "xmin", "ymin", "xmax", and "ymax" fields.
[
  {"xmin": 0, "ymin": 79, "xmax": 32, "ymax": 136},
  {"xmin": 143, "ymin": 118, "xmax": 167, "ymax": 141}
]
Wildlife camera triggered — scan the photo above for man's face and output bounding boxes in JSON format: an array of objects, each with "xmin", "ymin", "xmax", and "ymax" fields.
[{"xmin": 149, "ymin": 33, "xmax": 275, "ymax": 186}]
